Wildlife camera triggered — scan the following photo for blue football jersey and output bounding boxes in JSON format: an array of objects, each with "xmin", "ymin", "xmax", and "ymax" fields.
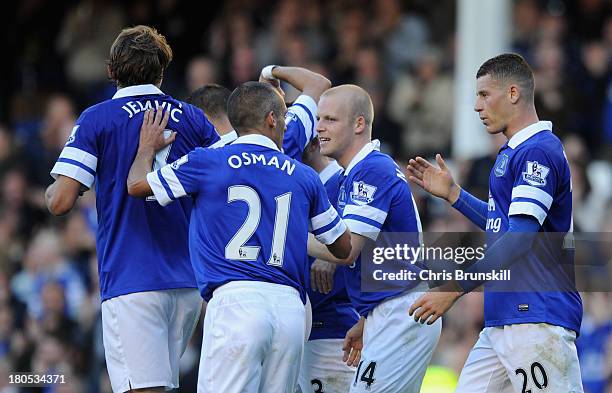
[
  {"xmin": 209, "ymin": 94, "xmax": 317, "ymax": 161},
  {"xmin": 337, "ymin": 142, "xmax": 423, "ymax": 316},
  {"xmin": 485, "ymin": 121, "xmax": 582, "ymax": 333},
  {"xmin": 147, "ymin": 134, "xmax": 346, "ymax": 302},
  {"xmin": 307, "ymin": 161, "xmax": 360, "ymax": 340},
  {"xmin": 50, "ymin": 84, "xmax": 220, "ymax": 301}
]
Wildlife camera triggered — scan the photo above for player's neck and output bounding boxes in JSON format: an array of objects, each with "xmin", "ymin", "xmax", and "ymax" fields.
[
  {"xmin": 310, "ymin": 155, "xmax": 330, "ymax": 174},
  {"xmin": 503, "ymin": 109, "xmax": 539, "ymax": 141},
  {"xmin": 337, "ymin": 140, "xmax": 369, "ymax": 170},
  {"xmin": 212, "ymin": 118, "xmax": 234, "ymax": 136}
]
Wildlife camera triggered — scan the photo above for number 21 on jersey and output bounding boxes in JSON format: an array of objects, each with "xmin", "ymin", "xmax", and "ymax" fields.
[{"xmin": 225, "ymin": 185, "xmax": 291, "ymax": 267}]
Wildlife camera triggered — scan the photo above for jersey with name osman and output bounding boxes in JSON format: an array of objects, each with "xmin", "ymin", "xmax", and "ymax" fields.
[
  {"xmin": 50, "ymin": 84, "xmax": 220, "ymax": 301},
  {"xmin": 209, "ymin": 94, "xmax": 317, "ymax": 161},
  {"xmin": 485, "ymin": 120, "xmax": 582, "ymax": 333},
  {"xmin": 307, "ymin": 161, "xmax": 359, "ymax": 340},
  {"xmin": 338, "ymin": 142, "xmax": 423, "ymax": 317},
  {"xmin": 147, "ymin": 134, "xmax": 346, "ymax": 303}
]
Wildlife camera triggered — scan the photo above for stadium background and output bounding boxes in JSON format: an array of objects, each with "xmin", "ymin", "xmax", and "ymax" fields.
[{"xmin": 0, "ymin": 0, "xmax": 611, "ymax": 392}]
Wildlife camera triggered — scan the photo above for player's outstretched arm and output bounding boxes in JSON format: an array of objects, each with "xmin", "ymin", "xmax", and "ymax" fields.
[
  {"xmin": 407, "ymin": 154, "xmax": 461, "ymax": 203},
  {"xmin": 127, "ymin": 109, "xmax": 175, "ymax": 197},
  {"xmin": 45, "ymin": 175, "xmax": 82, "ymax": 216},
  {"xmin": 261, "ymin": 65, "xmax": 331, "ymax": 102},
  {"xmin": 407, "ymin": 154, "xmax": 488, "ymax": 230},
  {"xmin": 308, "ymin": 230, "xmax": 366, "ymax": 266}
]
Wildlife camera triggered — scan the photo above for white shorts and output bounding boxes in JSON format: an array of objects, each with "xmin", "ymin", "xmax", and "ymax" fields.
[
  {"xmin": 456, "ymin": 324, "xmax": 583, "ymax": 393},
  {"xmin": 298, "ymin": 339, "xmax": 355, "ymax": 393},
  {"xmin": 101, "ymin": 288, "xmax": 202, "ymax": 393},
  {"xmin": 198, "ymin": 281, "xmax": 306, "ymax": 393},
  {"xmin": 350, "ymin": 283, "xmax": 442, "ymax": 393}
]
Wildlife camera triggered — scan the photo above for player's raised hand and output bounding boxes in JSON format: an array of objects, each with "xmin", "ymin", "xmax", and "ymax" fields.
[
  {"xmin": 407, "ymin": 154, "xmax": 461, "ymax": 204},
  {"xmin": 310, "ymin": 259, "xmax": 336, "ymax": 294},
  {"xmin": 408, "ymin": 283, "xmax": 462, "ymax": 325},
  {"xmin": 139, "ymin": 109, "xmax": 175, "ymax": 152},
  {"xmin": 342, "ymin": 317, "xmax": 364, "ymax": 367}
]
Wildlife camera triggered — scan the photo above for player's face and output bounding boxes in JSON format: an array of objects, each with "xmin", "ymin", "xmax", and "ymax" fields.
[
  {"xmin": 316, "ymin": 95, "xmax": 352, "ymax": 159},
  {"xmin": 474, "ymin": 74, "xmax": 512, "ymax": 134}
]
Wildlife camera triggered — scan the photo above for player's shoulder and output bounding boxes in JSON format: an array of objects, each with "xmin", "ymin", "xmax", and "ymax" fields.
[
  {"xmin": 77, "ymin": 99, "xmax": 114, "ymax": 122},
  {"xmin": 350, "ymin": 150, "xmax": 400, "ymax": 181},
  {"xmin": 514, "ymin": 130, "xmax": 566, "ymax": 164}
]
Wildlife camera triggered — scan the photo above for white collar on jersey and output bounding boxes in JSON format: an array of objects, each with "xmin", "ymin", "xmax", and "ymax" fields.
[
  {"xmin": 112, "ymin": 84, "xmax": 164, "ymax": 99},
  {"xmin": 319, "ymin": 160, "xmax": 342, "ymax": 184},
  {"xmin": 344, "ymin": 139, "xmax": 381, "ymax": 176},
  {"xmin": 507, "ymin": 121, "xmax": 552, "ymax": 149},
  {"xmin": 220, "ymin": 130, "xmax": 238, "ymax": 143},
  {"xmin": 231, "ymin": 134, "xmax": 281, "ymax": 151}
]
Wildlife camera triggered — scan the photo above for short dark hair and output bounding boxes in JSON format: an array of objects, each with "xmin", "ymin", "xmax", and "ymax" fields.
[
  {"xmin": 108, "ymin": 25, "xmax": 173, "ymax": 87},
  {"xmin": 187, "ymin": 84, "xmax": 231, "ymax": 120},
  {"xmin": 476, "ymin": 53, "xmax": 535, "ymax": 100},
  {"xmin": 227, "ymin": 82, "xmax": 284, "ymax": 134}
]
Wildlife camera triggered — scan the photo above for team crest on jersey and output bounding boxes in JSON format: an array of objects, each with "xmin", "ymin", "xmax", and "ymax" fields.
[
  {"xmin": 494, "ymin": 154, "xmax": 509, "ymax": 177},
  {"xmin": 350, "ymin": 181, "xmax": 377, "ymax": 205},
  {"xmin": 170, "ymin": 154, "xmax": 189, "ymax": 169},
  {"xmin": 66, "ymin": 125, "xmax": 79, "ymax": 145},
  {"xmin": 522, "ymin": 160, "xmax": 549, "ymax": 186}
]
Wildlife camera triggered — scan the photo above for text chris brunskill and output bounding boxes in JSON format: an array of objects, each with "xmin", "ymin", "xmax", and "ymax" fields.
[{"xmin": 372, "ymin": 269, "xmax": 511, "ymax": 282}]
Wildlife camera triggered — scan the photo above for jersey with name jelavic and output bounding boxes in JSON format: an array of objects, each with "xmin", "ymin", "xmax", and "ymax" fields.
[
  {"xmin": 147, "ymin": 135, "xmax": 346, "ymax": 302},
  {"xmin": 338, "ymin": 143, "xmax": 423, "ymax": 316},
  {"xmin": 307, "ymin": 162, "xmax": 359, "ymax": 340},
  {"xmin": 50, "ymin": 85, "xmax": 219, "ymax": 301},
  {"xmin": 485, "ymin": 121, "xmax": 582, "ymax": 333}
]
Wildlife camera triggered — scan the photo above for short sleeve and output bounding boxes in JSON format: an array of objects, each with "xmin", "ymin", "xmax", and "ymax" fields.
[
  {"xmin": 282, "ymin": 95, "xmax": 318, "ymax": 160},
  {"xmin": 508, "ymin": 148, "xmax": 558, "ymax": 225},
  {"xmin": 342, "ymin": 170, "xmax": 396, "ymax": 241},
  {"xmin": 50, "ymin": 110, "xmax": 98, "ymax": 189},
  {"xmin": 146, "ymin": 147, "xmax": 207, "ymax": 206},
  {"xmin": 308, "ymin": 172, "xmax": 347, "ymax": 245}
]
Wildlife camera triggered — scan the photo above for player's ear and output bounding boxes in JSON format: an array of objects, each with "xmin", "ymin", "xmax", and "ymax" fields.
[
  {"xmin": 509, "ymin": 84, "xmax": 520, "ymax": 104},
  {"xmin": 354, "ymin": 115, "xmax": 366, "ymax": 135},
  {"xmin": 266, "ymin": 110, "xmax": 276, "ymax": 129}
]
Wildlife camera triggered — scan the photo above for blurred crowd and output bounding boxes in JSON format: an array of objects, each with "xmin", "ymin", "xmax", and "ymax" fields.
[{"xmin": 0, "ymin": 0, "xmax": 611, "ymax": 392}]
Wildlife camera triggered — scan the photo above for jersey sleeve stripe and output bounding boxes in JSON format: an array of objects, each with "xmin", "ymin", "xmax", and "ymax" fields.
[
  {"xmin": 311, "ymin": 206, "xmax": 339, "ymax": 231},
  {"xmin": 314, "ymin": 219, "xmax": 347, "ymax": 245},
  {"xmin": 312, "ymin": 214, "xmax": 341, "ymax": 236},
  {"xmin": 160, "ymin": 166, "xmax": 187, "ymax": 199},
  {"xmin": 508, "ymin": 201, "xmax": 547, "ymax": 225},
  {"xmin": 343, "ymin": 204, "xmax": 388, "ymax": 225},
  {"xmin": 511, "ymin": 185, "xmax": 553, "ymax": 209},
  {"xmin": 343, "ymin": 214, "xmax": 383, "ymax": 230},
  {"xmin": 50, "ymin": 161, "xmax": 95, "ymax": 188},
  {"xmin": 57, "ymin": 158, "xmax": 96, "ymax": 176},
  {"xmin": 293, "ymin": 94, "xmax": 318, "ymax": 118},
  {"xmin": 344, "ymin": 219, "xmax": 380, "ymax": 241},
  {"xmin": 293, "ymin": 104, "xmax": 315, "ymax": 143},
  {"xmin": 146, "ymin": 171, "xmax": 173, "ymax": 206},
  {"xmin": 58, "ymin": 146, "xmax": 97, "ymax": 171}
]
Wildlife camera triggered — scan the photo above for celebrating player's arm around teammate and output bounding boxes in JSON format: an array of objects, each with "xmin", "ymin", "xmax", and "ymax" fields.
[
  {"xmin": 127, "ymin": 82, "xmax": 351, "ymax": 393},
  {"xmin": 307, "ymin": 85, "xmax": 441, "ymax": 393},
  {"xmin": 406, "ymin": 53, "xmax": 584, "ymax": 393},
  {"xmin": 46, "ymin": 26, "xmax": 219, "ymax": 393}
]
